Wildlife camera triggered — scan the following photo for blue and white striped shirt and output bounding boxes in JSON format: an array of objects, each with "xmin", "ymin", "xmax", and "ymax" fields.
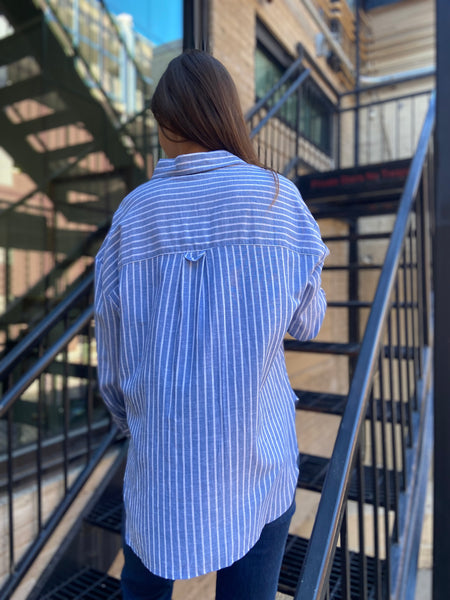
[{"xmin": 94, "ymin": 150, "xmax": 328, "ymax": 579}]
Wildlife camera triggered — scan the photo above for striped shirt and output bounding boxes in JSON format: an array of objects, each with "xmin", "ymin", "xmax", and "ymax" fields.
[{"xmin": 94, "ymin": 150, "xmax": 328, "ymax": 580}]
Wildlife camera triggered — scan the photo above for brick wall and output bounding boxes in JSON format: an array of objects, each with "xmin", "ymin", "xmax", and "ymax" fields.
[{"xmin": 209, "ymin": 0, "xmax": 344, "ymax": 114}]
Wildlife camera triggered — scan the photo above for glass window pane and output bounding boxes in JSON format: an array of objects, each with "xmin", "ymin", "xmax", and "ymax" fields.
[{"xmin": 255, "ymin": 45, "xmax": 332, "ymax": 155}]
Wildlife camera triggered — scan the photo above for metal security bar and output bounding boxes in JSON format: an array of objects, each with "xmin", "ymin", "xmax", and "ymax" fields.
[
  {"xmin": 0, "ymin": 271, "xmax": 120, "ymax": 600},
  {"xmin": 294, "ymin": 92, "xmax": 435, "ymax": 600}
]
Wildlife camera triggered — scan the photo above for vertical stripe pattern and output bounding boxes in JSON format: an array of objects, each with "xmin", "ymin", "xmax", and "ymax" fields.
[{"xmin": 94, "ymin": 150, "xmax": 328, "ymax": 579}]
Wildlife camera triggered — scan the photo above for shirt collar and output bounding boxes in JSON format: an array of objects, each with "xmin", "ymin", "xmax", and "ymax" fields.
[{"xmin": 152, "ymin": 150, "xmax": 245, "ymax": 178}]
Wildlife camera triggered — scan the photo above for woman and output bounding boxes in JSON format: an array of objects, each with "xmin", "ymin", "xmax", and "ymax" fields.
[{"xmin": 95, "ymin": 50, "xmax": 328, "ymax": 600}]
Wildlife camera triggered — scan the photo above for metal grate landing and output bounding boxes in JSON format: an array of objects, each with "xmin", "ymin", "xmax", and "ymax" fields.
[
  {"xmin": 279, "ymin": 535, "xmax": 386, "ymax": 598},
  {"xmin": 40, "ymin": 568, "xmax": 121, "ymax": 599},
  {"xmin": 85, "ymin": 491, "xmax": 123, "ymax": 533}
]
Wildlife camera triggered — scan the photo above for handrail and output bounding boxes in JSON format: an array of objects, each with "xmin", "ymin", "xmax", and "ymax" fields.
[
  {"xmin": 0, "ymin": 271, "xmax": 94, "ymax": 380},
  {"xmin": 245, "ymin": 53, "xmax": 304, "ymax": 121},
  {"xmin": 0, "ymin": 266, "xmax": 107, "ymax": 600},
  {"xmin": 250, "ymin": 68, "xmax": 311, "ymax": 139},
  {"xmin": 0, "ymin": 223, "xmax": 106, "ymax": 329},
  {"xmin": 0, "ymin": 304, "xmax": 93, "ymax": 416},
  {"xmin": 0, "ymin": 425, "xmax": 119, "ymax": 600},
  {"xmin": 294, "ymin": 90, "xmax": 436, "ymax": 599},
  {"xmin": 39, "ymin": 0, "xmax": 151, "ymax": 119}
]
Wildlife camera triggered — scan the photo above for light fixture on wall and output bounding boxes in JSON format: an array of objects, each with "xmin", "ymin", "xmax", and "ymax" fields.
[{"xmin": 315, "ymin": 32, "xmax": 342, "ymax": 73}]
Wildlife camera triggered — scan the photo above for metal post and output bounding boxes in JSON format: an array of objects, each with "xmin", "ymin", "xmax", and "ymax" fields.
[
  {"xmin": 183, "ymin": 0, "xmax": 209, "ymax": 51},
  {"xmin": 72, "ymin": 0, "xmax": 80, "ymax": 47},
  {"xmin": 433, "ymin": 1, "xmax": 450, "ymax": 598},
  {"xmin": 117, "ymin": 13, "xmax": 136, "ymax": 117},
  {"xmin": 348, "ymin": 219, "xmax": 359, "ymax": 379},
  {"xmin": 353, "ymin": 0, "xmax": 361, "ymax": 167},
  {"xmin": 337, "ymin": 95, "xmax": 342, "ymax": 169},
  {"xmin": 295, "ymin": 85, "xmax": 301, "ymax": 176}
]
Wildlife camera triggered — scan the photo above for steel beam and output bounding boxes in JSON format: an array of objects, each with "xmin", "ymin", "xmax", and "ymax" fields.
[{"xmin": 433, "ymin": 0, "xmax": 450, "ymax": 598}]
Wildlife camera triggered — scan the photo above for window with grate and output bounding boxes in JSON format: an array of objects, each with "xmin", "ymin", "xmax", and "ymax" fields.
[{"xmin": 255, "ymin": 25, "xmax": 333, "ymax": 156}]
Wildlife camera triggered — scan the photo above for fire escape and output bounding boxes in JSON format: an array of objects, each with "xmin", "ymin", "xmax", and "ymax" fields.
[{"xmin": 0, "ymin": 1, "xmax": 436, "ymax": 599}]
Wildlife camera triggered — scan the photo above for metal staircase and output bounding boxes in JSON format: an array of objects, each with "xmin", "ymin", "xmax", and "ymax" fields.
[
  {"xmin": 0, "ymin": 0, "xmax": 156, "ymax": 349},
  {"xmin": 0, "ymin": 7, "xmax": 435, "ymax": 598},
  {"xmin": 2, "ymin": 111, "xmax": 433, "ymax": 598}
]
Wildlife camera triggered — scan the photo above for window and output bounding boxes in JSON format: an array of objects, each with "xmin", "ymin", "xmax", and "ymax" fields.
[
  {"xmin": 299, "ymin": 81, "xmax": 333, "ymax": 154},
  {"xmin": 255, "ymin": 46, "xmax": 298, "ymax": 127},
  {"xmin": 255, "ymin": 23, "xmax": 333, "ymax": 155}
]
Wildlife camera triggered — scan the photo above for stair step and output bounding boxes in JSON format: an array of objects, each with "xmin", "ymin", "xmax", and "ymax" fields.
[
  {"xmin": 310, "ymin": 197, "xmax": 400, "ymax": 219},
  {"xmin": 46, "ymin": 141, "xmax": 95, "ymax": 163},
  {"xmin": 294, "ymin": 389, "xmax": 404, "ymax": 423},
  {"xmin": 55, "ymin": 200, "xmax": 115, "ymax": 225},
  {"xmin": 326, "ymin": 300, "xmax": 372, "ymax": 308},
  {"xmin": 279, "ymin": 534, "xmax": 386, "ymax": 597},
  {"xmin": 53, "ymin": 169, "xmax": 128, "ymax": 188},
  {"xmin": 284, "ymin": 340, "xmax": 360, "ymax": 356},
  {"xmin": 324, "ymin": 263, "xmax": 383, "ymax": 271},
  {"xmin": 45, "ymin": 360, "xmax": 95, "ymax": 380},
  {"xmin": 298, "ymin": 454, "xmax": 400, "ymax": 509},
  {"xmin": 294, "ymin": 390, "xmax": 348, "ymax": 414},
  {"xmin": 384, "ymin": 345, "xmax": 417, "ymax": 360},
  {"xmin": 322, "ymin": 231, "xmax": 392, "ymax": 243},
  {"xmin": 85, "ymin": 490, "xmax": 123, "ymax": 534},
  {"xmin": 14, "ymin": 109, "xmax": 75, "ymax": 135},
  {"xmin": 284, "ymin": 338, "xmax": 417, "ymax": 361},
  {"xmin": 0, "ymin": 74, "xmax": 53, "ymax": 105},
  {"xmin": 0, "ymin": 29, "xmax": 33, "ymax": 67},
  {"xmin": 40, "ymin": 567, "xmax": 121, "ymax": 599},
  {"xmin": 324, "ymin": 262, "xmax": 417, "ymax": 271},
  {"xmin": 326, "ymin": 300, "xmax": 417, "ymax": 309}
]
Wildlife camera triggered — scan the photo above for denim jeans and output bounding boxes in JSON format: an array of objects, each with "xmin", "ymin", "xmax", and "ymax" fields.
[{"xmin": 121, "ymin": 496, "xmax": 295, "ymax": 600}]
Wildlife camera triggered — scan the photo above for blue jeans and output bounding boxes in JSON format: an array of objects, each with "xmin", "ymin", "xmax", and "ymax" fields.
[{"xmin": 121, "ymin": 497, "xmax": 295, "ymax": 600}]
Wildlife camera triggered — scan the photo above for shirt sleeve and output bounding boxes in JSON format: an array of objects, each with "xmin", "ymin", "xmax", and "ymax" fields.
[
  {"xmin": 94, "ymin": 258, "xmax": 130, "ymax": 436},
  {"xmin": 287, "ymin": 251, "xmax": 327, "ymax": 341}
]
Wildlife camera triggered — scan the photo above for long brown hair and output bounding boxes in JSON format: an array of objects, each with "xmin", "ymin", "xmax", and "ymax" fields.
[{"xmin": 151, "ymin": 50, "xmax": 262, "ymax": 167}]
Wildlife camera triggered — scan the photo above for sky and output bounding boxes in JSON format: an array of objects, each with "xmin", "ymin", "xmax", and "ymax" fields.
[{"xmin": 105, "ymin": 0, "xmax": 183, "ymax": 45}]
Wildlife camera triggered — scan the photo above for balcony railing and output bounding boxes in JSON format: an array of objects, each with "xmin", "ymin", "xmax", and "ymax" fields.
[{"xmin": 337, "ymin": 88, "xmax": 434, "ymax": 168}]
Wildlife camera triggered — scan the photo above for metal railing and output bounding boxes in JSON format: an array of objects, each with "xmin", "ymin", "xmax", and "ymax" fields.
[
  {"xmin": 0, "ymin": 103, "xmax": 160, "ymax": 352},
  {"xmin": 337, "ymin": 88, "xmax": 433, "ymax": 169},
  {"xmin": 0, "ymin": 223, "xmax": 108, "ymax": 345},
  {"xmin": 39, "ymin": 0, "xmax": 152, "ymax": 118},
  {"xmin": 294, "ymin": 92, "xmax": 435, "ymax": 600},
  {"xmin": 0, "ymin": 2, "xmax": 159, "ymax": 349},
  {"xmin": 246, "ymin": 54, "xmax": 331, "ymax": 177},
  {"xmin": 0, "ymin": 271, "xmax": 120, "ymax": 600}
]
